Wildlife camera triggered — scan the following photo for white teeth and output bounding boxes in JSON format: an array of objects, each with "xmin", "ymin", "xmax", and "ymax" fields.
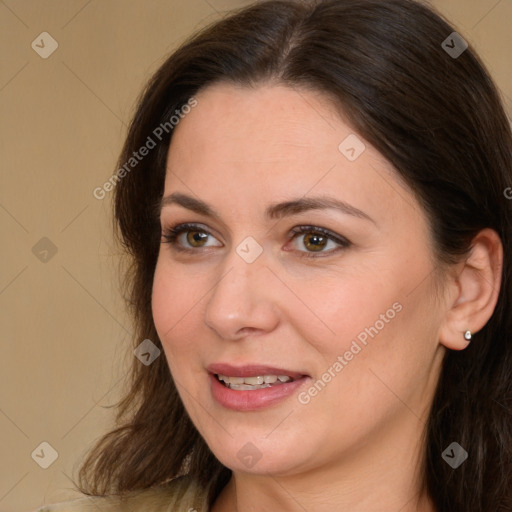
[
  {"xmin": 244, "ymin": 376, "xmax": 264, "ymax": 385},
  {"xmin": 225, "ymin": 376, "xmax": 245, "ymax": 384},
  {"xmin": 217, "ymin": 373, "xmax": 294, "ymax": 390},
  {"xmin": 228, "ymin": 383, "xmax": 271, "ymax": 391}
]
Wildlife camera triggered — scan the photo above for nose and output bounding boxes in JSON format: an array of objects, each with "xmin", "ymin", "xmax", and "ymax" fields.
[{"xmin": 203, "ymin": 247, "xmax": 280, "ymax": 340}]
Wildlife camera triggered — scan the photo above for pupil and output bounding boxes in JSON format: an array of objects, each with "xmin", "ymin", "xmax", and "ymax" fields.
[
  {"xmin": 305, "ymin": 233, "xmax": 326, "ymax": 251},
  {"xmin": 188, "ymin": 231, "xmax": 208, "ymax": 246}
]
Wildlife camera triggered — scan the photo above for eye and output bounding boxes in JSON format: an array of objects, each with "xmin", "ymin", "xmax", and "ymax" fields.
[
  {"xmin": 160, "ymin": 223, "xmax": 351, "ymax": 257},
  {"xmin": 288, "ymin": 225, "xmax": 350, "ymax": 258},
  {"xmin": 161, "ymin": 223, "xmax": 221, "ymax": 250}
]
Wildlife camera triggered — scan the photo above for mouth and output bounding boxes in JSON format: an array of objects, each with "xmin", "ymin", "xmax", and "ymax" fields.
[
  {"xmin": 215, "ymin": 373, "xmax": 298, "ymax": 391},
  {"xmin": 206, "ymin": 363, "xmax": 310, "ymax": 410}
]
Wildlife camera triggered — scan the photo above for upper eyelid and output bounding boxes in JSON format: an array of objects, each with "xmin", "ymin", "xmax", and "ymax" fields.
[
  {"xmin": 162, "ymin": 222, "xmax": 342, "ymax": 238},
  {"xmin": 169, "ymin": 222, "xmax": 222, "ymax": 242}
]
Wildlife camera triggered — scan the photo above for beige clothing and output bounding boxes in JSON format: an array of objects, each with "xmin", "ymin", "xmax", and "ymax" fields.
[{"xmin": 32, "ymin": 474, "xmax": 212, "ymax": 512}]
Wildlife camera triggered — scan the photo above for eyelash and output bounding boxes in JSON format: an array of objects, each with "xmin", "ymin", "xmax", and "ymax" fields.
[{"xmin": 160, "ymin": 222, "xmax": 351, "ymax": 259}]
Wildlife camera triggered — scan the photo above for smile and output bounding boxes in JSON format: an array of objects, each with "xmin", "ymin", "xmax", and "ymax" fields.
[
  {"xmin": 216, "ymin": 374, "xmax": 294, "ymax": 390},
  {"xmin": 207, "ymin": 364, "xmax": 310, "ymax": 411}
]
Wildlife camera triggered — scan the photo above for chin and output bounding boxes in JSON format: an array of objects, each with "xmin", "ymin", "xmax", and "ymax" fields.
[{"xmin": 205, "ymin": 435, "xmax": 313, "ymax": 477}]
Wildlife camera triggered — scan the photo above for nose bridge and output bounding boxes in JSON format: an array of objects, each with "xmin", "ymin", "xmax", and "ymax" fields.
[{"xmin": 204, "ymin": 239, "xmax": 278, "ymax": 338}]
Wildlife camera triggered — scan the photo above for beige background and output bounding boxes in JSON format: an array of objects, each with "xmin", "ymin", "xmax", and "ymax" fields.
[{"xmin": 1, "ymin": 1, "xmax": 510, "ymax": 511}]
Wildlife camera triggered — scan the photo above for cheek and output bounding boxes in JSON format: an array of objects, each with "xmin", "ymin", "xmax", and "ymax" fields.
[
  {"xmin": 296, "ymin": 266, "xmax": 402, "ymax": 356},
  {"xmin": 300, "ymin": 254, "xmax": 437, "ymax": 389},
  {"xmin": 151, "ymin": 259, "xmax": 197, "ymax": 360},
  {"xmin": 152, "ymin": 262, "xmax": 173, "ymax": 336}
]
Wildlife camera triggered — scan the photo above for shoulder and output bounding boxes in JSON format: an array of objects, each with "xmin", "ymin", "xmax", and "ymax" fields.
[{"xmin": 32, "ymin": 474, "xmax": 211, "ymax": 512}]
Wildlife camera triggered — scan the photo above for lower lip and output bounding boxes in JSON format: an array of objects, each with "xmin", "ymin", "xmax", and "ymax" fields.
[{"xmin": 209, "ymin": 373, "xmax": 310, "ymax": 411}]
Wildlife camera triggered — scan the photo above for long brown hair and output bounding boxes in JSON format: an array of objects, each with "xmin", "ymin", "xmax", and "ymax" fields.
[{"xmin": 75, "ymin": 1, "xmax": 512, "ymax": 510}]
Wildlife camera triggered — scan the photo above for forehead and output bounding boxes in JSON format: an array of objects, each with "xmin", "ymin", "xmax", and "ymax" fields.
[
  {"xmin": 163, "ymin": 82, "xmax": 418, "ymax": 229},
  {"xmin": 168, "ymin": 82, "xmax": 350, "ymax": 169}
]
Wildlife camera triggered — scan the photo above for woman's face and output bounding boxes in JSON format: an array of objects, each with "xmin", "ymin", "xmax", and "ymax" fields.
[{"xmin": 152, "ymin": 82, "xmax": 447, "ymax": 477}]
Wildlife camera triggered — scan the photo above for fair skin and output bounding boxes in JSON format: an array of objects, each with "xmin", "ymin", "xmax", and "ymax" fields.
[{"xmin": 152, "ymin": 82, "xmax": 502, "ymax": 512}]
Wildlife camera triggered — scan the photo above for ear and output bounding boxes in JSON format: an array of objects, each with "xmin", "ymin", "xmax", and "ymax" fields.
[{"xmin": 439, "ymin": 228, "xmax": 503, "ymax": 350}]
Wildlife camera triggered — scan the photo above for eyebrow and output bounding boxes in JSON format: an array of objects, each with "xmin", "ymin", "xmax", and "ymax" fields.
[{"xmin": 159, "ymin": 192, "xmax": 375, "ymax": 224}]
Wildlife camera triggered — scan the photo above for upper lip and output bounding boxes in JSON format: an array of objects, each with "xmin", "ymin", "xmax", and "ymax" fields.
[{"xmin": 207, "ymin": 363, "xmax": 308, "ymax": 380}]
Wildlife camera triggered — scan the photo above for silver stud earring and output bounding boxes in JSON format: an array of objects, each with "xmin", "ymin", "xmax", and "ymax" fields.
[{"xmin": 464, "ymin": 330, "xmax": 472, "ymax": 341}]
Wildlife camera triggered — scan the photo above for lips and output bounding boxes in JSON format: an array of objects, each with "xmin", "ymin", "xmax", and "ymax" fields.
[
  {"xmin": 206, "ymin": 363, "xmax": 311, "ymax": 411},
  {"xmin": 207, "ymin": 363, "xmax": 307, "ymax": 380}
]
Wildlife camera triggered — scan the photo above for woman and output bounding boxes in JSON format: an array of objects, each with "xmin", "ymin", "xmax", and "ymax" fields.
[{"xmin": 34, "ymin": 0, "xmax": 512, "ymax": 510}]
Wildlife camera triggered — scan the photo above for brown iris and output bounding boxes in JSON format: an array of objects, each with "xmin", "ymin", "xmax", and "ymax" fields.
[
  {"xmin": 302, "ymin": 232, "xmax": 328, "ymax": 252},
  {"xmin": 186, "ymin": 230, "xmax": 208, "ymax": 247}
]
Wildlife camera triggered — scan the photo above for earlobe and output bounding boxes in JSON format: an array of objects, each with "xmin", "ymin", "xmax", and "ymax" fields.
[{"xmin": 438, "ymin": 228, "xmax": 503, "ymax": 351}]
